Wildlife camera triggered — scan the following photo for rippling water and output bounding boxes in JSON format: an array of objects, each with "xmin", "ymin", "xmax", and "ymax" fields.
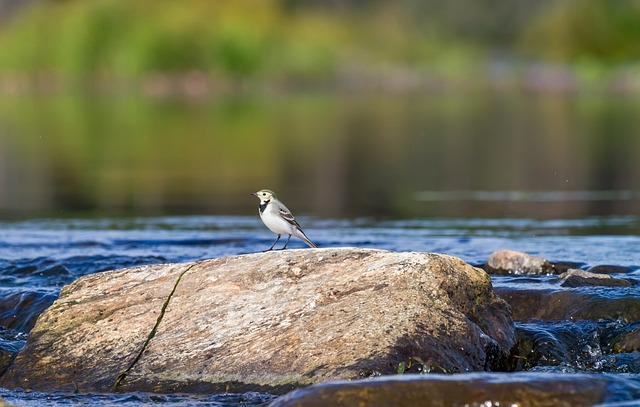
[{"xmin": 1, "ymin": 215, "xmax": 639, "ymax": 406}]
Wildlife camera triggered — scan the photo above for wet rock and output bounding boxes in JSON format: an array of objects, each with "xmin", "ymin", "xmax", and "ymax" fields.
[
  {"xmin": 0, "ymin": 348, "xmax": 13, "ymax": 375},
  {"xmin": 510, "ymin": 318, "xmax": 640, "ymax": 374},
  {"xmin": 0, "ymin": 290, "xmax": 57, "ymax": 332},
  {"xmin": 266, "ymin": 372, "xmax": 638, "ymax": 407},
  {"xmin": 511, "ymin": 321, "xmax": 621, "ymax": 372},
  {"xmin": 558, "ymin": 269, "xmax": 632, "ymax": 288},
  {"xmin": 0, "ymin": 248, "xmax": 515, "ymax": 394},
  {"xmin": 485, "ymin": 250, "xmax": 554, "ymax": 275},
  {"xmin": 550, "ymin": 260, "xmax": 586, "ymax": 274},
  {"xmin": 495, "ymin": 288, "xmax": 640, "ymax": 321},
  {"xmin": 0, "ymin": 328, "xmax": 25, "ymax": 377},
  {"xmin": 588, "ymin": 265, "xmax": 637, "ymax": 274},
  {"xmin": 603, "ymin": 321, "xmax": 640, "ymax": 353}
]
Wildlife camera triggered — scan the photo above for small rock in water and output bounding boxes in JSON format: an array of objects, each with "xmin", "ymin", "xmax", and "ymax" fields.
[
  {"xmin": 558, "ymin": 269, "xmax": 632, "ymax": 288},
  {"xmin": 549, "ymin": 260, "xmax": 586, "ymax": 274},
  {"xmin": 588, "ymin": 265, "xmax": 636, "ymax": 274},
  {"xmin": 485, "ymin": 250, "xmax": 554, "ymax": 275},
  {"xmin": 494, "ymin": 287, "xmax": 640, "ymax": 322},
  {"xmin": 603, "ymin": 321, "xmax": 640, "ymax": 353}
]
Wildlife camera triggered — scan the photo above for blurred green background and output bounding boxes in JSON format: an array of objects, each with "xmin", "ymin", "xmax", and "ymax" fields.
[{"xmin": 0, "ymin": 0, "xmax": 639, "ymax": 218}]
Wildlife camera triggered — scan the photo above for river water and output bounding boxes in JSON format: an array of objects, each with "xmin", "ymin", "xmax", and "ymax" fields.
[{"xmin": 0, "ymin": 215, "xmax": 639, "ymax": 406}]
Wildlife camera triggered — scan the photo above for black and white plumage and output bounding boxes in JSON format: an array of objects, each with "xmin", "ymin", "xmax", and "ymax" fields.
[{"xmin": 251, "ymin": 189, "xmax": 317, "ymax": 250}]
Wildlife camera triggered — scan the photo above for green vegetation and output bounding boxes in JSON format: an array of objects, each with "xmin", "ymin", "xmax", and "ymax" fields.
[
  {"xmin": 520, "ymin": 0, "xmax": 640, "ymax": 63},
  {"xmin": 0, "ymin": 0, "xmax": 638, "ymax": 85},
  {"xmin": 0, "ymin": 0, "xmax": 344, "ymax": 78},
  {"xmin": 396, "ymin": 357, "xmax": 432, "ymax": 374}
]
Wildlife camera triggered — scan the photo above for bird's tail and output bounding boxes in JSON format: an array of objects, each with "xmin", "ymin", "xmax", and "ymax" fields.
[{"xmin": 296, "ymin": 229, "xmax": 318, "ymax": 248}]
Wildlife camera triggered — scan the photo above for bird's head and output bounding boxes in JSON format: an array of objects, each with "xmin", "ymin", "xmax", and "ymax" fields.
[{"xmin": 251, "ymin": 189, "xmax": 277, "ymax": 203}]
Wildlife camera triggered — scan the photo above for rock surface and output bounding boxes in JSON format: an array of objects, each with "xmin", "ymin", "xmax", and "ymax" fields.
[
  {"xmin": 485, "ymin": 250, "xmax": 554, "ymax": 275},
  {"xmin": 0, "ymin": 349, "xmax": 13, "ymax": 376},
  {"xmin": 0, "ymin": 248, "xmax": 515, "ymax": 394},
  {"xmin": 588, "ymin": 264, "xmax": 637, "ymax": 274},
  {"xmin": 558, "ymin": 269, "xmax": 632, "ymax": 287},
  {"xmin": 603, "ymin": 322, "xmax": 640, "ymax": 353},
  {"xmin": 495, "ymin": 288, "xmax": 640, "ymax": 321},
  {"xmin": 266, "ymin": 372, "xmax": 635, "ymax": 407}
]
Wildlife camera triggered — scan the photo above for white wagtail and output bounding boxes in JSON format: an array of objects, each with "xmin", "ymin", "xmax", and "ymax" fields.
[{"xmin": 251, "ymin": 189, "xmax": 317, "ymax": 250}]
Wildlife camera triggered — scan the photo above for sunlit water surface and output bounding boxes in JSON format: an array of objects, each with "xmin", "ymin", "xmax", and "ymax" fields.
[{"xmin": 1, "ymin": 215, "xmax": 639, "ymax": 406}]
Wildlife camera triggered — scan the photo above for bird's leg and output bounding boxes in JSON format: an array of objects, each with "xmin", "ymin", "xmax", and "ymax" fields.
[
  {"xmin": 265, "ymin": 235, "xmax": 281, "ymax": 251},
  {"xmin": 277, "ymin": 234, "xmax": 292, "ymax": 250}
]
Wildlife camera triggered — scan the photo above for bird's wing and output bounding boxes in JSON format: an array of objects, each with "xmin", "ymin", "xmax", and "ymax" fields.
[{"xmin": 278, "ymin": 205, "xmax": 302, "ymax": 228}]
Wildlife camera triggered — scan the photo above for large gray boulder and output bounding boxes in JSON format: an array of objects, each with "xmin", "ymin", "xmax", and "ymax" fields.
[{"xmin": 0, "ymin": 248, "xmax": 515, "ymax": 394}]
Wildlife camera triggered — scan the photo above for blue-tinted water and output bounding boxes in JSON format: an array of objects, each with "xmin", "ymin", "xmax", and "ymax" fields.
[
  {"xmin": 0, "ymin": 389, "xmax": 278, "ymax": 406},
  {"xmin": 1, "ymin": 215, "xmax": 639, "ymax": 406}
]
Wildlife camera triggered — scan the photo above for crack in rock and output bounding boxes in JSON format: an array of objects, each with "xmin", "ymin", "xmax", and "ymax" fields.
[{"xmin": 113, "ymin": 261, "xmax": 199, "ymax": 390}]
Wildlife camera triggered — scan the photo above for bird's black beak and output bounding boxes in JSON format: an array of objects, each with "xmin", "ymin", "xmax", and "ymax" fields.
[{"xmin": 250, "ymin": 192, "xmax": 258, "ymax": 197}]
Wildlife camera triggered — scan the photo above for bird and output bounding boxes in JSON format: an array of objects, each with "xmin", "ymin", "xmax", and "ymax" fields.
[{"xmin": 251, "ymin": 189, "xmax": 317, "ymax": 250}]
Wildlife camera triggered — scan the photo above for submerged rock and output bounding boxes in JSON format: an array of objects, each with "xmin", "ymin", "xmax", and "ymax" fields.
[
  {"xmin": 495, "ymin": 288, "xmax": 640, "ymax": 321},
  {"xmin": 603, "ymin": 321, "xmax": 640, "ymax": 353},
  {"xmin": 588, "ymin": 265, "xmax": 637, "ymax": 274},
  {"xmin": 485, "ymin": 250, "xmax": 554, "ymax": 275},
  {"xmin": 266, "ymin": 372, "xmax": 639, "ymax": 407},
  {"xmin": 0, "ymin": 290, "xmax": 57, "ymax": 332},
  {"xmin": 558, "ymin": 269, "xmax": 632, "ymax": 288},
  {"xmin": 0, "ymin": 248, "xmax": 515, "ymax": 394}
]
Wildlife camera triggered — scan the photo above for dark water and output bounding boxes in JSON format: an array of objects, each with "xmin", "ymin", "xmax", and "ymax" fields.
[{"xmin": 1, "ymin": 215, "xmax": 639, "ymax": 406}]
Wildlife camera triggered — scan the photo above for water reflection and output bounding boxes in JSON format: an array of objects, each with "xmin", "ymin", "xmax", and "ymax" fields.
[{"xmin": 0, "ymin": 90, "xmax": 639, "ymax": 218}]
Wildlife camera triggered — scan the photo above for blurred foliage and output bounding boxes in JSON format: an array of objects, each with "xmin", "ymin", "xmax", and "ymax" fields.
[
  {"xmin": 0, "ymin": 0, "xmax": 343, "ymax": 78},
  {"xmin": 0, "ymin": 0, "xmax": 638, "ymax": 82},
  {"xmin": 0, "ymin": 0, "xmax": 511, "ymax": 78},
  {"xmin": 519, "ymin": 0, "xmax": 640, "ymax": 63}
]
